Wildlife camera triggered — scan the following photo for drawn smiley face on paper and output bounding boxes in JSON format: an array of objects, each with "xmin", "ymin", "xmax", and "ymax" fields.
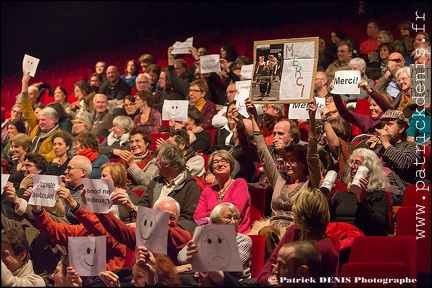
[
  {"xmin": 198, "ymin": 229, "xmax": 231, "ymax": 270},
  {"xmin": 139, "ymin": 210, "xmax": 157, "ymax": 245},
  {"xmin": 78, "ymin": 242, "xmax": 98, "ymax": 270},
  {"xmin": 168, "ymin": 104, "xmax": 181, "ymax": 118}
]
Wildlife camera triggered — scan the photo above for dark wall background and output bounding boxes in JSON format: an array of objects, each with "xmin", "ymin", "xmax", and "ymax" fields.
[{"xmin": 2, "ymin": 1, "xmax": 430, "ymax": 77}]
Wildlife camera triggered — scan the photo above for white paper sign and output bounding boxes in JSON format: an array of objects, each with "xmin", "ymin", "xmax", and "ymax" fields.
[
  {"xmin": 386, "ymin": 81, "xmax": 401, "ymax": 98},
  {"xmin": 81, "ymin": 178, "xmax": 114, "ymax": 213},
  {"xmin": 190, "ymin": 225, "xmax": 243, "ymax": 272},
  {"xmin": 171, "ymin": 37, "xmax": 194, "ymax": 55},
  {"xmin": 241, "ymin": 64, "xmax": 253, "ymax": 80},
  {"xmin": 68, "ymin": 236, "xmax": 106, "ymax": 276},
  {"xmin": 288, "ymin": 97, "xmax": 325, "ymax": 119},
  {"xmin": 22, "ymin": 54, "xmax": 40, "ymax": 77},
  {"xmin": 136, "ymin": 206, "xmax": 168, "ymax": 255},
  {"xmin": 1, "ymin": 174, "xmax": 10, "ymax": 195},
  {"xmin": 331, "ymin": 70, "xmax": 361, "ymax": 94},
  {"xmin": 200, "ymin": 54, "xmax": 221, "ymax": 74},
  {"xmin": 162, "ymin": 100, "xmax": 189, "ymax": 121},
  {"xmin": 235, "ymin": 80, "xmax": 252, "ymax": 118},
  {"xmin": 29, "ymin": 175, "xmax": 61, "ymax": 207}
]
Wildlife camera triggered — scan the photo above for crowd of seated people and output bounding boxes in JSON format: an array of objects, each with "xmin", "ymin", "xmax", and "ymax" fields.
[{"xmin": 1, "ymin": 10, "xmax": 431, "ymax": 287}]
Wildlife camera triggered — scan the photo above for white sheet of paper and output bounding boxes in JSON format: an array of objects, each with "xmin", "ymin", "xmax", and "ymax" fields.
[
  {"xmin": 386, "ymin": 81, "xmax": 401, "ymax": 98},
  {"xmin": 288, "ymin": 97, "xmax": 325, "ymax": 119},
  {"xmin": 28, "ymin": 175, "xmax": 61, "ymax": 207},
  {"xmin": 171, "ymin": 37, "xmax": 193, "ymax": 55},
  {"xmin": 240, "ymin": 64, "xmax": 253, "ymax": 80},
  {"xmin": 22, "ymin": 54, "xmax": 40, "ymax": 77},
  {"xmin": 190, "ymin": 225, "xmax": 243, "ymax": 272},
  {"xmin": 81, "ymin": 178, "xmax": 114, "ymax": 213},
  {"xmin": 331, "ymin": 70, "xmax": 361, "ymax": 94},
  {"xmin": 68, "ymin": 236, "xmax": 106, "ymax": 277},
  {"xmin": 1, "ymin": 174, "xmax": 10, "ymax": 195},
  {"xmin": 162, "ymin": 100, "xmax": 189, "ymax": 121},
  {"xmin": 200, "ymin": 54, "xmax": 221, "ymax": 74},
  {"xmin": 136, "ymin": 206, "xmax": 168, "ymax": 255},
  {"xmin": 235, "ymin": 80, "xmax": 252, "ymax": 118}
]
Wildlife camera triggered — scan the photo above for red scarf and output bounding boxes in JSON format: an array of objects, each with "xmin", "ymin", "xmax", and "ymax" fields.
[{"xmin": 78, "ymin": 148, "xmax": 99, "ymax": 162}]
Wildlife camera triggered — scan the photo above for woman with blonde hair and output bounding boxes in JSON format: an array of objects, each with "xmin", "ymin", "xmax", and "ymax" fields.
[
  {"xmin": 193, "ymin": 149, "xmax": 251, "ymax": 234},
  {"xmin": 330, "ymin": 147, "xmax": 390, "ymax": 236},
  {"xmin": 257, "ymin": 188, "xmax": 338, "ymax": 285},
  {"xmin": 100, "ymin": 162, "xmax": 139, "ymax": 224}
]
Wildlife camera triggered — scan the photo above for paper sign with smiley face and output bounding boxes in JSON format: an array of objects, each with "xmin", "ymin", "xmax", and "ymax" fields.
[
  {"xmin": 136, "ymin": 206, "xmax": 169, "ymax": 255},
  {"xmin": 162, "ymin": 100, "xmax": 189, "ymax": 121},
  {"xmin": 190, "ymin": 225, "xmax": 243, "ymax": 272},
  {"xmin": 22, "ymin": 54, "xmax": 40, "ymax": 77},
  {"xmin": 68, "ymin": 236, "xmax": 106, "ymax": 276}
]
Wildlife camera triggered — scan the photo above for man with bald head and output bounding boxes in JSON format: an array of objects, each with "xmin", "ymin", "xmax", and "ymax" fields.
[
  {"xmin": 98, "ymin": 65, "xmax": 131, "ymax": 101},
  {"xmin": 374, "ymin": 51, "xmax": 405, "ymax": 98},
  {"xmin": 314, "ymin": 71, "xmax": 330, "ymax": 98}
]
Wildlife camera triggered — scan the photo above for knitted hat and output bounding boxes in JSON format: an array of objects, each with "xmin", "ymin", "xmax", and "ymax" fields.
[{"xmin": 380, "ymin": 109, "xmax": 409, "ymax": 126}]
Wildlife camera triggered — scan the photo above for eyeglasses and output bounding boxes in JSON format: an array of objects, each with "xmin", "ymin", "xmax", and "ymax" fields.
[
  {"xmin": 65, "ymin": 165, "xmax": 83, "ymax": 172},
  {"xmin": 213, "ymin": 159, "xmax": 229, "ymax": 165},
  {"xmin": 388, "ymin": 58, "xmax": 403, "ymax": 63},
  {"xmin": 189, "ymin": 89, "xmax": 202, "ymax": 93},
  {"xmin": 349, "ymin": 160, "xmax": 362, "ymax": 167},
  {"xmin": 398, "ymin": 77, "xmax": 410, "ymax": 83},
  {"xmin": 223, "ymin": 215, "xmax": 240, "ymax": 222},
  {"xmin": 337, "ymin": 50, "xmax": 348, "ymax": 53}
]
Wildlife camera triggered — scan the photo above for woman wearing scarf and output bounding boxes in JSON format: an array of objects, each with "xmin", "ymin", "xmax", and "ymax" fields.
[
  {"xmin": 99, "ymin": 116, "xmax": 135, "ymax": 159},
  {"xmin": 73, "ymin": 131, "xmax": 109, "ymax": 179}
]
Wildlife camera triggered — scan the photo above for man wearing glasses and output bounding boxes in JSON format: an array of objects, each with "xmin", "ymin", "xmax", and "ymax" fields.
[
  {"xmin": 374, "ymin": 52, "xmax": 405, "ymax": 98},
  {"xmin": 61, "ymin": 155, "xmax": 92, "ymax": 224}
]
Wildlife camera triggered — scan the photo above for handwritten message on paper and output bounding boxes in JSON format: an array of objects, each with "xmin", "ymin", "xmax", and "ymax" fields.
[
  {"xmin": 200, "ymin": 54, "xmax": 221, "ymax": 74},
  {"xmin": 251, "ymin": 37, "xmax": 318, "ymax": 104},
  {"xmin": 235, "ymin": 80, "xmax": 252, "ymax": 118},
  {"xmin": 29, "ymin": 175, "xmax": 61, "ymax": 207},
  {"xmin": 288, "ymin": 97, "xmax": 325, "ymax": 119},
  {"xmin": 171, "ymin": 37, "xmax": 193, "ymax": 55},
  {"xmin": 331, "ymin": 70, "xmax": 361, "ymax": 94},
  {"xmin": 82, "ymin": 178, "xmax": 114, "ymax": 213}
]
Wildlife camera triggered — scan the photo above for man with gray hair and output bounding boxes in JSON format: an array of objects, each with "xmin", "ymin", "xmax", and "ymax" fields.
[
  {"xmin": 20, "ymin": 72, "xmax": 60, "ymax": 162},
  {"xmin": 135, "ymin": 143, "xmax": 201, "ymax": 234},
  {"xmin": 135, "ymin": 73, "xmax": 152, "ymax": 93},
  {"xmin": 91, "ymin": 93, "xmax": 114, "ymax": 137}
]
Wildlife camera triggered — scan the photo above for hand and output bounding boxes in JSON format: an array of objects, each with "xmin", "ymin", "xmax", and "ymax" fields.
[
  {"xmin": 155, "ymin": 137, "xmax": 167, "ymax": 150},
  {"xmin": 205, "ymin": 173, "xmax": 216, "ymax": 184},
  {"xmin": 245, "ymin": 99, "xmax": 258, "ymax": 120},
  {"xmin": 56, "ymin": 187, "xmax": 76, "ymax": 208},
  {"xmin": 272, "ymin": 138, "xmax": 285, "ymax": 151},
  {"xmin": 307, "ymin": 98, "xmax": 317, "ymax": 119},
  {"xmin": 185, "ymin": 240, "xmax": 198, "ymax": 264},
  {"xmin": 329, "ymin": 80, "xmax": 335, "ymax": 91},
  {"xmin": 66, "ymin": 266, "xmax": 83, "ymax": 287},
  {"xmin": 23, "ymin": 187, "xmax": 34, "ymax": 201},
  {"xmin": 4, "ymin": 185, "xmax": 20, "ymax": 206},
  {"xmin": 219, "ymin": 58, "xmax": 228, "ymax": 71},
  {"xmin": 353, "ymin": 177, "xmax": 368, "ymax": 202},
  {"xmin": 365, "ymin": 135, "xmax": 380, "ymax": 149},
  {"xmin": 189, "ymin": 46, "xmax": 198, "ymax": 60},
  {"xmin": 21, "ymin": 71, "xmax": 31, "ymax": 85},
  {"xmin": 119, "ymin": 150, "xmax": 135, "ymax": 167},
  {"xmin": 375, "ymin": 128, "xmax": 391, "ymax": 145},
  {"xmin": 358, "ymin": 79, "xmax": 371, "ymax": 93},
  {"xmin": 99, "ymin": 271, "xmax": 121, "ymax": 287},
  {"xmin": 110, "ymin": 190, "xmax": 134, "ymax": 211},
  {"xmin": 20, "ymin": 174, "xmax": 33, "ymax": 190}
]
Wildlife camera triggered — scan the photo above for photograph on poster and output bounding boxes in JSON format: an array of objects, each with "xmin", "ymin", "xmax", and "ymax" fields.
[{"xmin": 250, "ymin": 37, "xmax": 318, "ymax": 104}]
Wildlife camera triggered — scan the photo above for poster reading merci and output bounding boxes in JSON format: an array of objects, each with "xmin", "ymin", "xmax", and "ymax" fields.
[
  {"xmin": 81, "ymin": 178, "xmax": 115, "ymax": 213},
  {"xmin": 28, "ymin": 175, "xmax": 61, "ymax": 207}
]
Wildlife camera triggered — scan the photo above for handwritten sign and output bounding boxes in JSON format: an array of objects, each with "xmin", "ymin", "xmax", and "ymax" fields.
[
  {"xmin": 251, "ymin": 37, "xmax": 318, "ymax": 104},
  {"xmin": 162, "ymin": 100, "xmax": 189, "ymax": 121},
  {"xmin": 190, "ymin": 225, "xmax": 243, "ymax": 272},
  {"xmin": 81, "ymin": 178, "xmax": 114, "ymax": 213},
  {"xmin": 241, "ymin": 64, "xmax": 253, "ymax": 80},
  {"xmin": 29, "ymin": 175, "xmax": 61, "ymax": 207},
  {"xmin": 23, "ymin": 54, "xmax": 40, "ymax": 77},
  {"xmin": 235, "ymin": 80, "xmax": 252, "ymax": 118},
  {"xmin": 171, "ymin": 37, "xmax": 193, "ymax": 55},
  {"xmin": 136, "ymin": 206, "xmax": 168, "ymax": 255},
  {"xmin": 68, "ymin": 236, "xmax": 106, "ymax": 276},
  {"xmin": 200, "ymin": 54, "xmax": 221, "ymax": 74}
]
